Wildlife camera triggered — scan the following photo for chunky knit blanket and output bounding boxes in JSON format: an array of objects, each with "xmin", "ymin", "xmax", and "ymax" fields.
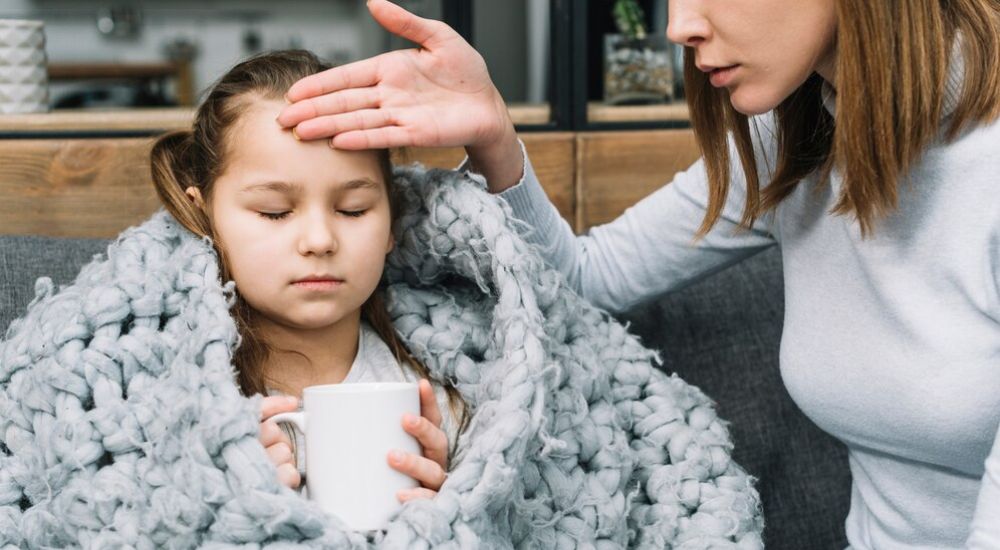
[{"xmin": 0, "ymin": 165, "xmax": 763, "ymax": 549}]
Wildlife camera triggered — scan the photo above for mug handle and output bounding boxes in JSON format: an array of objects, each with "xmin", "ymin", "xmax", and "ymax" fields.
[{"xmin": 271, "ymin": 411, "xmax": 307, "ymax": 439}]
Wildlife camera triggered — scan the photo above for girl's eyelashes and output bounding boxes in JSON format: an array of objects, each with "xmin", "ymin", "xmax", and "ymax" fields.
[
  {"xmin": 256, "ymin": 210, "xmax": 368, "ymax": 221},
  {"xmin": 259, "ymin": 211, "xmax": 290, "ymax": 221}
]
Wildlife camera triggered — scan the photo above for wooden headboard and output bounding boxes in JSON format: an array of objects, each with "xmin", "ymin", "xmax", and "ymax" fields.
[{"xmin": 0, "ymin": 109, "xmax": 700, "ymax": 238}]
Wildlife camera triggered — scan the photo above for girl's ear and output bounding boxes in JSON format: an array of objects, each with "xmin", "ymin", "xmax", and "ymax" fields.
[
  {"xmin": 185, "ymin": 186, "xmax": 206, "ymax": 210},
  {"xmin": 385, "ymin": 231, "xmax": 395, "ymax": 254}
]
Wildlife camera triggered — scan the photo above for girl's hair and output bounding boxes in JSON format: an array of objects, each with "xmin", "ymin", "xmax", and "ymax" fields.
[
  {"xmin": 150, "ymin": 50, "xmax": 467, "ymax": 430},
  {"xmin": 686, "ymin": 0, "xmax": 1000, "ymax": 238}
]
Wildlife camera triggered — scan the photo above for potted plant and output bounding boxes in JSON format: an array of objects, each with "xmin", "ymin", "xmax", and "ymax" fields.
[{"xmin": 604, "ymin": 0, "xmax": 674, "ymax": 105}]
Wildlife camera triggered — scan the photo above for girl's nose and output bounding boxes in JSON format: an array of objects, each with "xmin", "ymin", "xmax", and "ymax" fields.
[
  {"xmin": 297, "ymin": 213, "xmax": 338, "ymax": 257},
  {"xmin": 666, "ymin": 0, "xmax": 711, "ymax": 47}
]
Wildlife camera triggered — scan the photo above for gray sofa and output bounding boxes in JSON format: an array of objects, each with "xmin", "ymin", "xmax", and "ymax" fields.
[{"xmin": 0, "ymin": 235, "xmax": 851, "ymax": 548}]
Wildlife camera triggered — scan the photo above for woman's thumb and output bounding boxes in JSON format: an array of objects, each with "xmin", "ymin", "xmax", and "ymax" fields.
[{"xmin": 367, "ymin": 0, "xmax": 456, "ymax": 49}]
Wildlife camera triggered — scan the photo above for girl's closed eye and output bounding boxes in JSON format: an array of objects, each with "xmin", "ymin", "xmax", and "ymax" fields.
[{"xmin": 260, "ymin": 211, "xmax": 291, "ymax": 221}]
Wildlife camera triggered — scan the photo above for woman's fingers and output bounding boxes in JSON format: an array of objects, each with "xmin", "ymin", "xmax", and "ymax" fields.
[
  {"xmin": 279, "ymin": 87, "xmax": 381, "ymax": 131},
  {"xmin": 388, "ymin": 450, "xmax": 447, "ymax": 491},
  {"xmin": 293, "ymin": 109, "xmax": 394, "ymax": 141},
  {"xmin": 329, "ymin": 127, "xmax": 413, "ymax": 150},
  {"xmin": 367, "ymin": 0, "xmax": 458, "ymax": 50},
  {"xmin": 396, "ymin": 487, "xmax": 438, "ymax": 503},
  {"xmin": 283, "ymin": 56, "xmax": 381, "ymax": 105}
]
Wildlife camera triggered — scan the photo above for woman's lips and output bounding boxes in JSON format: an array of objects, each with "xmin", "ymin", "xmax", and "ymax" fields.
[{"xmin": 708, "ymin": 65, "xmax": 739, "ymax": 87}]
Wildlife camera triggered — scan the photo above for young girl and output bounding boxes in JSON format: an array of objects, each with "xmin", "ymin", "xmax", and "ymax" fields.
[
  {"xmin": 149, "ymin": 49, "xmax": 467, "ymax": 501},
  {"xmin": 276, "ymin": 1, "xmax": 1000, "ymax": 548}
]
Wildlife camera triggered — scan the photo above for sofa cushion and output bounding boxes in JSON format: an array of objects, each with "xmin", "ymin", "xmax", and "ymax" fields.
[
  {"xmin": 1, "ymin": 236, "xmax": 109, "ymax": 335},
  {"xmin": 620, "ymin": 247, "xmax": 851, "ymax": 550}
]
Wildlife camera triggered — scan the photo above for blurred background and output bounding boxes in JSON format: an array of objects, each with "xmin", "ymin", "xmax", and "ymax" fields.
[{"xmin": 0, "ymin": 0, "xmax": 686, "ymax": 129}]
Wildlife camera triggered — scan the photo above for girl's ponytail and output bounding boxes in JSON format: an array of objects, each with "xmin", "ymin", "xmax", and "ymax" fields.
[{"xmin": 150, "ymin": 129, "xmax": 212, "ymax": 238}]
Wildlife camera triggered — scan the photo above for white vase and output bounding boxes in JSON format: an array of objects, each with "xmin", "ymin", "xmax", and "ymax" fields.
[{"xmin": 0, "ymin": 19, "xmax": 48, "ymax": 114}]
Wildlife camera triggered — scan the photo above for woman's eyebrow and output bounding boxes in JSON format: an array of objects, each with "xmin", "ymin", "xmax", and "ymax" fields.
[{"xmin": 241, "ymin": 178, "xmax": 379, "ymax": 194}]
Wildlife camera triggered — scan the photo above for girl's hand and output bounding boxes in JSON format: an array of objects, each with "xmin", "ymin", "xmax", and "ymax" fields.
[
  {"xmin": 259, "ymin": 395, "xmax": 301, "ymax": 489},
  {"xmin": 388, "ymin": 379, "xmax": 449, "ymax": 502},
  {"xmin": 276, "ymin": 0, "xmax": 524, "ymax": 191}
]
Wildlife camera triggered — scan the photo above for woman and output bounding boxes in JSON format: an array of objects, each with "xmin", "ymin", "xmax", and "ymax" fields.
[{"xmin": 275, "ymin": 0, "xmax": 1000, "ymax": 547}]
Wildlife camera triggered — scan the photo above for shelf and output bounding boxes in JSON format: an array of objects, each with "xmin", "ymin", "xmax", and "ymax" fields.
[{"xmin": 0, "ymin": 104, "xmax": 559, "ymax": 135}]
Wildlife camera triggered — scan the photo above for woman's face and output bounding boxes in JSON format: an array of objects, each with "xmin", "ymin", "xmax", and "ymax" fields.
[
  {"xmin": 667, "ymin": 0, "xmax": 838, "ymax": 115},
  {"xmin": 191, "ymin": 98, "xmax": 393, "ymax": 332}
]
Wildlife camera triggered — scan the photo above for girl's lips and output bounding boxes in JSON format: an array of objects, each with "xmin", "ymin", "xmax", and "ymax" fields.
[
  {"xmin": 709, "ymin": 65, "xmax": 739, "ymax": 87},
  {"xmin": 292, "ymin": 279, "xmax": 344, "ymax": 291}
]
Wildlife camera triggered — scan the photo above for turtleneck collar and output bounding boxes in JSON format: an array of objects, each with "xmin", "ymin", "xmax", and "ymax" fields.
[{"xmin": 820, "ymin": 37, "xmax": 965, "ymax": 120}]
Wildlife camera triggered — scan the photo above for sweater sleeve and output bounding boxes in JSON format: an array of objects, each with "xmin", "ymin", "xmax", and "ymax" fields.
[
  {"xmin": 967, "ymin": 422, "xmax": 1000, "ymax": 548},
  {"xmin": 474, "ymin": 119, "xmax": 780, "ymax": 314}
]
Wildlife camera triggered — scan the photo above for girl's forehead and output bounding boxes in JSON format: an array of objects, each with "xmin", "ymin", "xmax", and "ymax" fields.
[{"xmin": 222, "ymin": 99, "xmax": 385, "ymax": 189}]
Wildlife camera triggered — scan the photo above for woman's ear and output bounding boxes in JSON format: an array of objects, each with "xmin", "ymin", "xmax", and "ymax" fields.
[
  {"xmin": 185, "ymin": 186, "xmax": 205, "ymax": 209},
  {"xmin": 385, "ymin": 231, "xmax": 395, "ymax": 254}
]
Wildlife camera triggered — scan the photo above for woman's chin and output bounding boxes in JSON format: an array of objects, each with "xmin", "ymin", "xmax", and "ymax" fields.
[{"xmin": 728, "ymin": 86, "xmax": 781, "ymax": 116}]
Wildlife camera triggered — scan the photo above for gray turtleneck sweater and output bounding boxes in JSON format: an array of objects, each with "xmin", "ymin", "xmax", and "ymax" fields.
[{"xmin": 480, "ymin": 60, "xmax": 1000, "ymax": 548}]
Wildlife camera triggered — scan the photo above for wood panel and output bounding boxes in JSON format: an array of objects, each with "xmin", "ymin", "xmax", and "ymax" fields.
[
  {"xmin": 576, "ymin": 129, "xmax": 700, "ymax": 229},
  {"xmin": 0, "ymin": 133, "xmax": 576, "ymax": 238}
]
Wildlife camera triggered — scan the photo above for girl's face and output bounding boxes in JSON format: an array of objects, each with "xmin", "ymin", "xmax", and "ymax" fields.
[
  {"xmin": 667, "ymin": 0, "xmax": 838, "ymax": 115},
  {"xmin": 194, "ymin": 98, "xmax": 393, "ymax": 332}
]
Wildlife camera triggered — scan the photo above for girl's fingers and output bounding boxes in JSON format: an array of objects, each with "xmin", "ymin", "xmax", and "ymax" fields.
[
  {"xmin": 266, "ymin": 442, "xmax": 294, "ymax": 466},
  {"xmin": 260, "ymin": 395, "xmax": 298, "ymax": 420},
  {"xmin": 283, "ymin": 56, "xmax": 381, "ymax": 105},
  {"xmin": 259, "ymin": 419, "xmax": 292, "ymax": 448},
  {"xmin": 418, "ymin": 379, "xmax": 443, "ymax": 428},
  {"xmin": 402, "ymin": 412, "xmax": 448, "ymax": 470},
  {"xmin": 294, "ymin": 109, "xmax": 395, "ymax": 141},
  {"xmin": 367, "ymin": 0, "xmax": 458, "ymax": 50},
  {"xmin": 276, "ymin": 462, "xmax": 301, "ymax": 489},
  {"xmin": 396, "ymin": 487, "xmax": 438, "ymax": 503},
  {"xmin": 387, "ymin": 450, "xmax": 447, "ymax": 491}
]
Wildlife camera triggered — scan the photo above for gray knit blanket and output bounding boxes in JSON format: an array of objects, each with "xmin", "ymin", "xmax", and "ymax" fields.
[{"xmin": 0, "ymin": 165, "xmax": 763, "ymax": 549}]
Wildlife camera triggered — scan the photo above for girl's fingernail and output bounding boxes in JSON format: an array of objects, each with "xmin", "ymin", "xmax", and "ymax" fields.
[
  {"xmin": 291, "ymin": 127, "xmax": 301, "ymax": 141},
  {"xmin": 284, "ymin": 93, "xmax": 292, "ymax": 104},
  {"xmin": 389, "ymin": 450, "xmax": 403, "ymax": 462}
]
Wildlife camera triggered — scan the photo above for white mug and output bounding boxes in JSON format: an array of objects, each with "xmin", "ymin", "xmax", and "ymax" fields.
[{"xmin": 271, "ymin": 382, "xmax": 421, "ymax": 531}]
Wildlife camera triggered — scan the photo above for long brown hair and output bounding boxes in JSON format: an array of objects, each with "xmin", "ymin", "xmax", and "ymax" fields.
[
  {"xmin": 687, "ymin": 0, "xmax": 1000, "ymax": 238},
  {"xmin": 150, "ymin": 50, "xmax": 467, "ymax": 429}
]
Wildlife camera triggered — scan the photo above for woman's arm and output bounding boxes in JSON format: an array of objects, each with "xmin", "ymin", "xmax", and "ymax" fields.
[
  {"xmin": 967, "ymin": 422, "xmax": 1000, "ymax": 547},
  {"xmin": 278, "ymin": 0, "xmax": 777, "ymax": 313},
  {"xmin": 464, "ymin": 132, "xmax": 778, "ymax": 313}
]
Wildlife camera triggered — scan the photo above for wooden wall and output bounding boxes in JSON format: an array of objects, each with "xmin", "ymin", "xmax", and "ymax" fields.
[{"xmin": 0, "ymin": 130, "xmax": 701, "ymax": 239}]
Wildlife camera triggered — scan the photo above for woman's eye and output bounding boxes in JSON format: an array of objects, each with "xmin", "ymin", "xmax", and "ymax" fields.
[
  {"xmin": 259, "ymin": 211, "xmax": 290, "ymax": 221},
  {"xmin": 339, "ymin": 210, "xmax": 367, "ymax": 218}
]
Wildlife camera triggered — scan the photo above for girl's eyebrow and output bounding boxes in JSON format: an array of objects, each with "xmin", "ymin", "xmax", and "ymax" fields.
[{"xmin": 241, "ymin": 178, "xmax": 380, "ymax": 194}]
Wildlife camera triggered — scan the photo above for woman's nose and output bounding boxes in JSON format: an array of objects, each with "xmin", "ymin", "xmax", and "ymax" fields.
[
  {"xmin": 666, "ymin": 0, "xmax": 711, "ymax": 47},
  {"xmin": 297, "ymin": 213, "xmax": 338, "ymax": 257}
]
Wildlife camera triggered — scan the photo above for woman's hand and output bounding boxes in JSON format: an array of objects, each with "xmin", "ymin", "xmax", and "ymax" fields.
[
  {"xmin": 259, "ymin": 395, "xmax": 301, "ymax": 489},
  {"xmin": 388, "ymin": 379, "xmax": 450, "ymax": 502},
  {"xmin": 276, "ymin": 0, "xmax": 524, "ymax": 192}
]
